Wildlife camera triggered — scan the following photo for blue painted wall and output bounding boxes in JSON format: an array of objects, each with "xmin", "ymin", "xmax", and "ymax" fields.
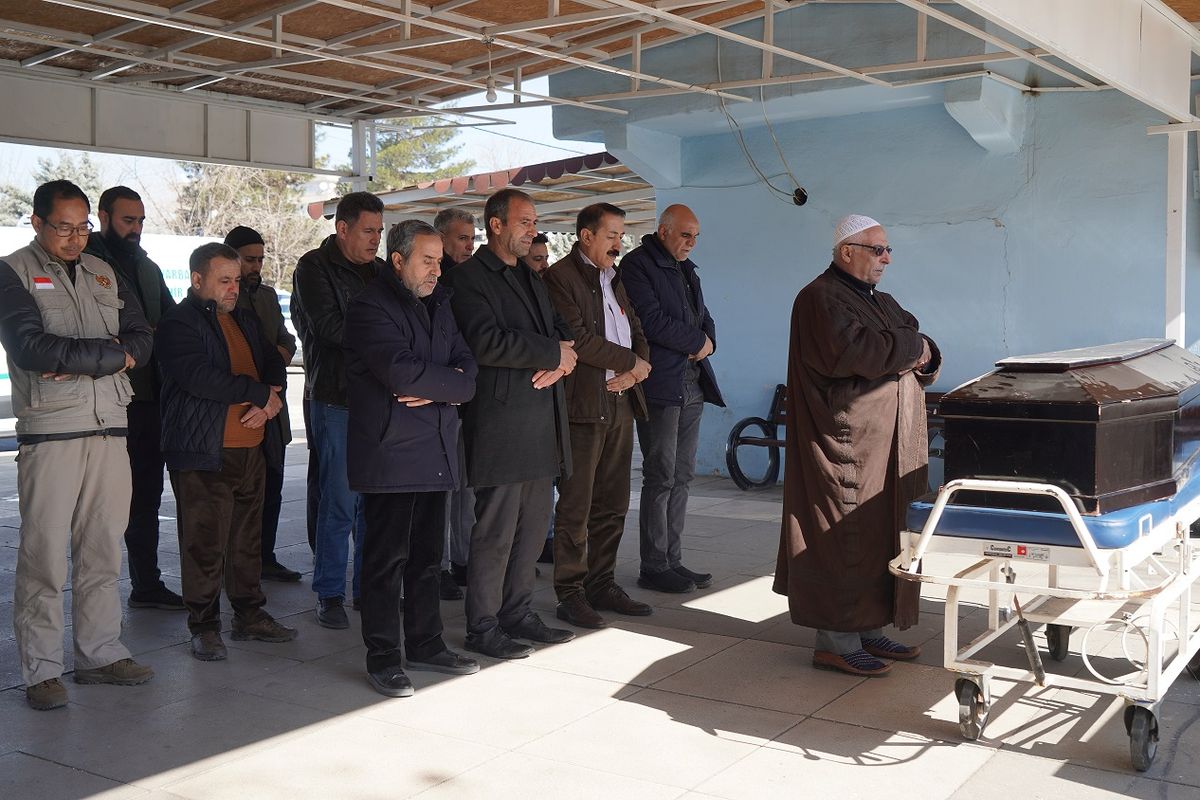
[
  {"xmin": 547, "ymin": 7, "xmax": 1200, "ymax": 477},
  {"xmin": 616, "ymin": 91, "xmax": 1199, "ymax": 477}
]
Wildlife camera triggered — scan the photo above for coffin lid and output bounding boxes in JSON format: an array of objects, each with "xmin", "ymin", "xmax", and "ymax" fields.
[{"xmin": 941, "ymin": 339, "xmax": 1200, "ymax": 420}]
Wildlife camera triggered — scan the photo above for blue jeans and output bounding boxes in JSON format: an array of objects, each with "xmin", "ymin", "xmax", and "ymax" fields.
[{"xmin": 309, "ymin": 399, "xmax": 364, "ymax": 601}]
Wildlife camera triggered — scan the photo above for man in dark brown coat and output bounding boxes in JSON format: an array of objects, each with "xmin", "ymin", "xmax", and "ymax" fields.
[
  {"xmin": 543, "ymin": 203, "xmax": 653, "ymax": 629},
  {"xmin": 774, "ymin": 214, "xmax": 941, "ymax": 677}
]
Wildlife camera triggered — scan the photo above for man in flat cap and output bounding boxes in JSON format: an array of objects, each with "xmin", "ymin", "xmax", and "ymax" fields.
[
  {"xmin": 226, "ymin": 225, "xmax": 301, "ymax": 583},
  {"xmin": 774, "ymin": 214, "xmax": 940, "ymax": 677}
]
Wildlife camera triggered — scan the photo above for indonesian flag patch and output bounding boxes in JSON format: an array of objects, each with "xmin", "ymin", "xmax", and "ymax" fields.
[{"xmin": 32, "ymin": 276, "xmax": 54, "ymax": 291}]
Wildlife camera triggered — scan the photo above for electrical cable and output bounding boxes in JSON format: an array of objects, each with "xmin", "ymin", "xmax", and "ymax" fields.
[{"xmin": 714, "ymin": 40, "xmax": 806, "ymax": 206}]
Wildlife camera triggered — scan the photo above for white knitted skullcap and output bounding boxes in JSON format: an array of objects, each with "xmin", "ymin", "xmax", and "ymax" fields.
[{"xmin": 833, "ymin": 214, "xmax": 882, "ymax": 247}]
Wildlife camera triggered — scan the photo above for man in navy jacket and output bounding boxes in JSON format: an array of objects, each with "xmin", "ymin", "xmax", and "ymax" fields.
[
  {"xmin": 344, "ymin": 220, "xmax": 480, "ymax": 697},
  {"xmin": 620, "ymin": 205, "xmax": 726, "ymax": 594},
  {"xmin": 157, "ymin": 243, "xmax": 297, "ymax": 662}
]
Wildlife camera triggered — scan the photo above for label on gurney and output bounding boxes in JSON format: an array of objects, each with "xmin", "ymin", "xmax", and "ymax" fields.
[{"xmin": 982, "ymin": 542, "xmax": 1051, "ymax": 562}]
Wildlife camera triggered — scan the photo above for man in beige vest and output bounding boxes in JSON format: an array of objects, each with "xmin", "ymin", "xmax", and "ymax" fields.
[{"xmin": 0, "ymin": 180, "xmax": 156, "ymax": 710}]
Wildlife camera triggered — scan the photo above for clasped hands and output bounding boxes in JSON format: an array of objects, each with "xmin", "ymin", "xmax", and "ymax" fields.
[
  {"xmin": 239, "ymin": 386, "xmax": 284, "ymax": 429},
  {"xmin": 607, "ymin": 355, "xmax": 651, "ymax": 393},
  {"xmin": 532, "ymin": 340, "xmax": 578, "ymax": 390}
]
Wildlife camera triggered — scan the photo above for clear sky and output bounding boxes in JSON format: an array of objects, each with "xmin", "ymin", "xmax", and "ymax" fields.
[{"xmin": 0, "ymin": 76, "xmax": 598, "ymax": 231}]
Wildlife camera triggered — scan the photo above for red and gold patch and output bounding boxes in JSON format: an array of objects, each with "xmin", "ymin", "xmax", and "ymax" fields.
[{"xmin": 94, "ymin": 274, "xmax": 112, "ymax": 289}]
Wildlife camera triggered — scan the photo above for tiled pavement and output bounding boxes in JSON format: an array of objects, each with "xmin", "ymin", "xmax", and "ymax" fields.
[{"xmin": 2, "ymin": 437, "xmax": 1200, "ymax": 798}]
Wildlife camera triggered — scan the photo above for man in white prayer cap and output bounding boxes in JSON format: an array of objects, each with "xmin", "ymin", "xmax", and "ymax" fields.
[{"xmin": 772, "ymin": 214, "xmax": 941, "ymax": 677}]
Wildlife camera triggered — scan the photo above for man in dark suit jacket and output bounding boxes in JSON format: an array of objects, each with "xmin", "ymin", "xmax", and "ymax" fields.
[
  {"xmin": 543, "ymin": 203, "xmax": 653, "ymax": 629},
  {"xmin": 443, "ymin": 188, "xmax": 578, "ymax": 660}
]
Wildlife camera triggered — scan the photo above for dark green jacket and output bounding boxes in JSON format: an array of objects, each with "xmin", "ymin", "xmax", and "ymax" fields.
[{"xmin": 85, "ymin": 232, "xmax": 175, "ymax": 401}]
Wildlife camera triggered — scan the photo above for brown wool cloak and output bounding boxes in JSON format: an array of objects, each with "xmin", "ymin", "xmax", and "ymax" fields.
[{"xmin": 773, "ymin": 265, "xmax": 941, "ymax": 632}]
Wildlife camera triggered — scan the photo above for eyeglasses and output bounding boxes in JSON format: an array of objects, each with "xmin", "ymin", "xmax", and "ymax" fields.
[
  {"xmin": 845, "ymin": 242, "xmax": 892, "ymax": 257},
  {"xmin": 43, "ymin": 220, "xmax": 94, "ymax": 238}
]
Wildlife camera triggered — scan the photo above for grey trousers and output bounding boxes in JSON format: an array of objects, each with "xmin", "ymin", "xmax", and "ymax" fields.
[
  {"xmin": 13, "ymin": 436, "xmax": 133, "ymax": 686},
  {"xmin": 636, "ymin": 379, "xmax": 705, "ymax": 575},
  {"xmin": 815, "ymin": 628, "xmax": 884, "ymax": 655},
  {"xmin": 466, "ymin": 479, "xmax": 552, "ymax": 635}
]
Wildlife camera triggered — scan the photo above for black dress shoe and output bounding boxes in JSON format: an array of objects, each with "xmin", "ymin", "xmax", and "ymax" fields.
[
  {"xmin": 128, "ymin": 584, "xmax": 186, "ymax": 610},
  {"xmin": 261, "ymin": 561, "xmax": 303, "ymax": 583},
  {"xmin": 503, "ymin": 612, "xmax": 575, "ymax": 644},
  {"xmin": 464, "ymin": 628, "xmax": 534, "ymax": 660},
  {"xmin": 588, "ymin": 584, "xmax": 653, "ymax": 616},
  {"xmin": 673, "ymin": 565, "xmax": 712, "ymax": 589},
  {"xmin": 556, "ymin": 594, "xmax": 607, "ymax": 629},
  {"xmin": 407, "ymin": 649, "xmax": 480, "ymax": 675},
  {"xmin": 316, "ymin": 597, "xmax": 349, "ymax": 629},
  {"xmin": 637, "ymin": 569, "xmax": 696, "ymax": 594},
  {"xmin": 367, "ymin": 666, "xmax": 415, "ymax": 697},
  {"xmin": 449, "ymin": 562, "xmax": 469, "ymax": 587},
  {"xmin": 439, "ymin": 570, "xmax": 464, "ymax": 601}
]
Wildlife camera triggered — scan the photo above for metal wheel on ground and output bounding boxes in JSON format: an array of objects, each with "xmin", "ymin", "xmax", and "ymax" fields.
[
  {"xmin": 955, "ymin": 678, "xmax": 989, "ymax": 741},
  {"xmin": 1125, "ymin": 706, "xmax": 1159, "ymax": 772},
  {"xmin": 1046, "ymin": 624, "xmax": 1072, "ymax": 662}
]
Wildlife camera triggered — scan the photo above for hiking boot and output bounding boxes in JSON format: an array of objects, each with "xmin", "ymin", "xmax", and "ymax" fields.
[
  {"xmin": 26, "ymin": 678, "xmax": 67, "ymax": 710},
  {"xmin": 73, "ymin": 658, "xmax": 155, "ymax": 685},
  {"xmin": 232, "ymin": 615, "xmax": 298, "ymax": 643},
  {"xmin": 191, "ymin": 631, "xmax": 228, "ymax": 661}
]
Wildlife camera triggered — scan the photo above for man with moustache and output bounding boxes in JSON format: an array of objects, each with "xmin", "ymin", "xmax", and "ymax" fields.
[
  {"xmin": 345, "ymin": 220, "xmax": 480, "ymax": 697},
  {"xmin": 543, "ymin": 204, "xmax": 652, "ymax": 629},
  {"xmin": 225, "ymin": 226, "xmax": 301, "ymax": 583},
  {"xmin": 774, "ymin": 214, "xmax": 939, "ymax": 677},
  {"xmin": 157, "ymin": 243, "xmax": 297, "ymax": 661},
  {"xmin": 0, "ymin": 180, "xmax": 156, "ymax": 709},
  {"xmin": 432, "ymin": 208, "xmax": 477, "ymax": 599},
  {"xmin": 443, "ymin": 188, "xmax": 578, "ymax": 659},
  {"xmin": 292, "ymin": 192, "xmax": 385, "ymax": 629},
  {"xmin": 621, "ymin": 204, "xmax": 725, "ymax": 594},
  {"xmin": 85, "ymin": 186, "xmax": 184, "ymax": 611}
]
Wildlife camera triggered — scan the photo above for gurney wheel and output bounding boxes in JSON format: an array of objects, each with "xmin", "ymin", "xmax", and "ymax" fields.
[
  {"xmin": 955, "ymin": 678, "xmax": 988, "ymax": 741},
  {"xmin": 1125, "ymin": 706, "xmax": 1159, "ymax": 772},
  {"xmin": 1046, "ymin": 624, "xmax": 1071, "ymax": 662}
]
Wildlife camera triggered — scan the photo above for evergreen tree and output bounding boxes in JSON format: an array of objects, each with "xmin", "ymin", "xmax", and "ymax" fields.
[
  {"xmin": 0, "ymin": 151, "xmax": 103, "ymax": 225},
  {"xmin": 370, "ymin": 119, "xmax": 474, "ymax": 190}
]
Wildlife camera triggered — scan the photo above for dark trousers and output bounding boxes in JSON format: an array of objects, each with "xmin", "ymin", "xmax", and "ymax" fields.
[
  {"xmin": 302, "ymin": 396, "xmax": 319, "ymax": 553},
  {"xmin": 361, "ymin": 492, "xmax": 447, "ymax": 672},
  {"xmin": 467, "ymin": 478, "xmax": 552, "ymax": 635},
  {"xmin": 171, "ymin": 447, "xmax": 269, "ymax": 634},
  {"xmin": 554, "ymin": 393, "xmax": 633, "ymax": 601},
  {"xmin": 124, "ymin": 400, "xmax": 165, "ymax": 592},
  {"xmin": 636, "ymin": 379, "xmax": 705, "ymax": 574},
  {"xmin": 262, "ymin": 459, "xmax": 284, "ymax": 565}
]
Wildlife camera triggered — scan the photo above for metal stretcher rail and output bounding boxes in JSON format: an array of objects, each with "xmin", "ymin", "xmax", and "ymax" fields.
[{"xmin": 890, "ymin": 477, "xmax": 1200, "ymax": 772}]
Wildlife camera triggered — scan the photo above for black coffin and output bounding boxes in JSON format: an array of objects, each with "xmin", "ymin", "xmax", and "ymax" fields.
[{"xmin": 940, "ymin": 339, "xmax": 1200, "ymax": 514}]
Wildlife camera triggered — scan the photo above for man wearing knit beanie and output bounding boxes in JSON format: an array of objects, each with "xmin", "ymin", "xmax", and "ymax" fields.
[
  {"xmin": 774, "ymin": 214, "xmax": 941, "ymax": 677},
  {"xmin": 224, "ymin": 226, "xmax": 301, "ymax": 583}
]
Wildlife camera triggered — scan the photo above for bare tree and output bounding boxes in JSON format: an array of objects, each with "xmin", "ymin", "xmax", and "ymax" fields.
[{"xmin": 170, "ymin": 162, "xmax": 330, "ymax": 290}]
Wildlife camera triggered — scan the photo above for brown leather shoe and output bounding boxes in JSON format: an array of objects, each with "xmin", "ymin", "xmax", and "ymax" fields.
[
  {"xmin": 588, "ymin": 584, "xmax": 653, "ymax": 617},
  {"xmin": 812, "ymin": 649, "xmax": 892, "ymax": 677},
  {"xmin": 555, "ymin": 594, "xmax": 607, "ymax": 629}
]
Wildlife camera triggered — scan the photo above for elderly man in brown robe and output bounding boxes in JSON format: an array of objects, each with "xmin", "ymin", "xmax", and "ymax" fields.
[{"xmin": 774, "ymin": 214, "xmax": 941, "ymax": 677}]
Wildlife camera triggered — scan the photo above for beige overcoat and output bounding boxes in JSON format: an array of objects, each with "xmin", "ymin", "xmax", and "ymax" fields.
[{"xmin": 773, "ymin": 265, "xmax": 940, "ymax": 632}]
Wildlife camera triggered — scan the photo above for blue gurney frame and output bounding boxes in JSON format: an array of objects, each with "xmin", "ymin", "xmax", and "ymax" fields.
[{"xmin": 889, "ymin": 477, "xmax": 1200, "ymax": 771}]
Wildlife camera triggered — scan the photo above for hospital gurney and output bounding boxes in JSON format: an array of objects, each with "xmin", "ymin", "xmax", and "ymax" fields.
[{"xmin": 889, "ymin": 474, "xmax": 1200, "ymax": 771}]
